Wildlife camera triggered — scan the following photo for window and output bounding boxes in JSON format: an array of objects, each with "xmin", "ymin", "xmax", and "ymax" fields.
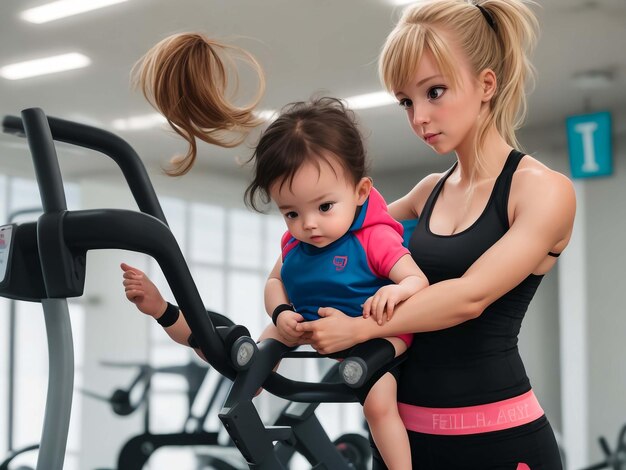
[{"xmin": 148, "ymin": 200, "xmax": 282, "ymax": 437}]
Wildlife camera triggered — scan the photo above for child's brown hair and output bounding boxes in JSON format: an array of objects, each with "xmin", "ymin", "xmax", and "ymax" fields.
[{"xmin": 244, "ymin": 97, "xmax": 369, "ymax": 212}]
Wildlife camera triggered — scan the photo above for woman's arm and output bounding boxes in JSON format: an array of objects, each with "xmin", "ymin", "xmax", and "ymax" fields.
[
  {"xmin": 298, "ymin": 168, "xmax": 576, "ymax": 353},
  {"xmin": 387, "ymin": 173, "xmax": 441, "ymax": 220}
]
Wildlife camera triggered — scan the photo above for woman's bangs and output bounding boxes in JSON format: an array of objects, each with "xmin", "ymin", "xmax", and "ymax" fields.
[{"xmin": 381, "ymin": 24, "xmax": 426, "ymax": 94}]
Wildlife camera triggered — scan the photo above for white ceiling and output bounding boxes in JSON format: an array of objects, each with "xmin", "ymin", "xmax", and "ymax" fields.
[{"xmin": 0, "ymin": 0, "xmax": 625, "ymax": 183}]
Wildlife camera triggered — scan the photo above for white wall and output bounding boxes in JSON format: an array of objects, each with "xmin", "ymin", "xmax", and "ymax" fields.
[{"xmin": 585, "ymin": 140, "xmax": 626, "ymax": 466}]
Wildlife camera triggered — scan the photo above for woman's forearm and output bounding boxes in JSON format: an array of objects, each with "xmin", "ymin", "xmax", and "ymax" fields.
[{"xmin": 359, "ymin": 277, "xmax": 481, "ymax": 341}]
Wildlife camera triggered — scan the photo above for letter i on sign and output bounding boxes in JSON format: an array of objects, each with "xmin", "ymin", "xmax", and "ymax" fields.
[{"xmin": 566, "ymin": 111, "xmax": 613, "ymax": 179}]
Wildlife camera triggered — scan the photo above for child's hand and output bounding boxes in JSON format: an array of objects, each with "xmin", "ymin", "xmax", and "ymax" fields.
[
  {"xmin": 276, "ymin": 310, "xmax": 306, "ymax": 345},
  {"xmin": 121, "ymin": 263, "xmax": 167, "ymax": 318},
  {"xmin": 362, "ymin": 284, "xmax": 408, "ymax": 325}
]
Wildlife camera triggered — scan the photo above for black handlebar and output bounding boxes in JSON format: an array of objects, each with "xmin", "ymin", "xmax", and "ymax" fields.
[{"xmin": 2, "ymin": 113, "xmax": 166, "ymax": 223}]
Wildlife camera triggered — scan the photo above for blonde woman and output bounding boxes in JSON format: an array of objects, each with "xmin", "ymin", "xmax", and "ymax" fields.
[{"xmin": 297, "ymin": 1, "xmax": 575, "ymax": 468}]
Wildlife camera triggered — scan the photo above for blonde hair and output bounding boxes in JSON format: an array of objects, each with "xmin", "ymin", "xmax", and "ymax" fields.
[
  {"xmin": 133, "ymin": 33, "xmax": 265, "ymax": 175},
  {"xmin": 380, "ymin": 0, "xmax": 539, "ymax": 174}
]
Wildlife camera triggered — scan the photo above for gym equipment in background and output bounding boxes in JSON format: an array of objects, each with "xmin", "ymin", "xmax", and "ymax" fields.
[
  {"xmin": 87, "ymin": 358, "xmax": 370, "ymax": 470},
  {"xmin": 580, "ymin": 424, "xmax": 626, "ymax": 470}
]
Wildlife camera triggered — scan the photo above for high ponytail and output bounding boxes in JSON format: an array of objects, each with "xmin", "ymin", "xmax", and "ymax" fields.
[
  {"xmin": 133, "ymin": 33, "xmax": 265, "ymax": 175},
  {"xmin": 475, "ymin": 0, "xmax": 539, "ymax": 152}
]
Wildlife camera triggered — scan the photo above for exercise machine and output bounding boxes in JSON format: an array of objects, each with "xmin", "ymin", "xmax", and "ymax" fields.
[
  {"xmin": 1, "ymin": 108, "xmax": 402, "ymax": 469},
  {"xmin": 88, "ymin": 358, "xmax": 371, "ymax": 469},
  {"xmin": 0, "ymin": 209, "xmax": 42, "ymax": 470},
  {"xmin": 580, "ymin": 424, "xmax": 626, "ymax": 470},
  {"xmin": 86, "ymin": 359, "xmax": 244, "ymax": 469}
]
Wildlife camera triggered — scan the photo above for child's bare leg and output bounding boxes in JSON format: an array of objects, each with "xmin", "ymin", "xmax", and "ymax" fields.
[
  {"xmin": 385, "ymin": 336, "xmax": 408, "ymax": 357},
  {"xmin": 362, "ymin": 336, "xmax": 410, "ymax": 469},
  {"xmin": 257, "ymin": 323, "xmax": 298, "ymax": 346},
  {"xmin": 363, "ymin": 372, "xmax": 411, "ymax": 470}
]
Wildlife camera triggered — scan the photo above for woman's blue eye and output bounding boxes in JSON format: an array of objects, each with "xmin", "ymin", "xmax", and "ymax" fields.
[
  {"xmin": 398, "ymin": 98, "xmax": 413, "ymax": 109},
  {"xmin": 428, "ymin": 87, "xmax": 446, "ymax": 100},
  {"xmin": 319, "ymin": 203, "xmax": 333, "ymax": 212},
  {"xmin": 285, "ymin": 211, "xmax": 298, "ymax": 219}
]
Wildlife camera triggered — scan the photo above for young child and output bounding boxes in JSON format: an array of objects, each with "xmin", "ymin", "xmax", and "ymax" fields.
[
  {"xmin": 121, "ymin": 34, "xmax": 427, "ymax": 470},
  {"xmin": 249, "ymin": 97, "xmax": 429, "ymax": 470}
]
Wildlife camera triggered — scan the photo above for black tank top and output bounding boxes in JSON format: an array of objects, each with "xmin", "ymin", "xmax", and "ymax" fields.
[{"xmin": 399, "ymin": 149, "xmax": 543, "ymax": 408}]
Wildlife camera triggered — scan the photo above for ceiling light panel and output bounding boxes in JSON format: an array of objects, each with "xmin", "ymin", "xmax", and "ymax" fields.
[
  {"xmin": 255, "ymin": 109, "xmax": 278, "ymax": 122},
  {"xmin": 112, "ymin": 109, "xmax": 279, "ymax": 132},
  {"xmin": 21, "ymin": 0, "xmax": 129, "ymax": 24},
  {"xmin": 344, "ymin": 91, "xmax": 397, "ymax": 110},
  {"xmin": 0, "ymin": 53, "xmax": 91, "ymax": 80},
  {"xmin": 111, "ymin": 113, "xmax": 166, "ymax": 131}
]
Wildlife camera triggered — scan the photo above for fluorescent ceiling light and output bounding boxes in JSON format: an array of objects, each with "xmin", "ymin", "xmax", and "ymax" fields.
[
  {"xmin": 112, "ymin": 113, "xmax": 166, "ymax": 131},
  {"xmin": 255, "ymin": 109, "xmax": 278, "ymax": 122},
  {"xmin": 21, "ymin": 0, "xmax": 129, "ymax": 24},
  {"xmin": 0, "ymin": 53, "xmax": 90, "ymax": 80},
  {"xmin": 389, "ymin": 0, "xmax": 416, "ymax": 5},
  {"xmin": 111, "ymin": 109, "xmax": 278, "ymax": 131},
  {"xmin": 571, "ymin": 69, "xmax": 615, "ymax": 90},
  {"xmin": 112, "ymin": 109, "xmax": 279, "ymax": 132},
  {"xmin": 344, "ymin": 91, "xmax": 397, "ymax": 110}
]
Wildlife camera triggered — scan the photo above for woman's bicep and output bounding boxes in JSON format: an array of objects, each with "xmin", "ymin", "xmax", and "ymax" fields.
[
  {"xmin": 463, "ymin": 174, "xmax": 575, "ymax": 309},
  {"xmin": 388, "ymin": 194, "xmax": 417, "ymax": 221}
]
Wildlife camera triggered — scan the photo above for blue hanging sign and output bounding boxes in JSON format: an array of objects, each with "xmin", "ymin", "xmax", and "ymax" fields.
[{"xmin": 566, "ymin": 111, "xmax": 613, "ymax": 179}]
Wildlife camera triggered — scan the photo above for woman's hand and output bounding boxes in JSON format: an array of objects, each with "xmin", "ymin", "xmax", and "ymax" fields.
[
  {"xmin": 121, "ymin": 263, "xmax": 167, "ymax": 318},
  {"xmin": 295, "ymin": 307, "xmax": 369, "ymax": 354}
]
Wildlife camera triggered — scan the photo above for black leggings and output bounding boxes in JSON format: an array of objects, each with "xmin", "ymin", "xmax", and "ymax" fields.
[{"xmin": 372, "ymin": 415, "xmax": 563, "ymax": 470}]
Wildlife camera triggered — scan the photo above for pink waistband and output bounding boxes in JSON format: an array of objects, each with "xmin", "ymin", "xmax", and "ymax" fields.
[{"xmin": 398, "ymin": 390, "xmax": 544, "ymax": 436}]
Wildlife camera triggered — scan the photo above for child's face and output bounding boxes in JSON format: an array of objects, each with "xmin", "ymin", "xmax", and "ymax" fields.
[
  {"xmin": 393, "ymin": 37, "xmax": 487, "ymax": 155},
  {"xmin": 270, "ymin": 155, "xmax": 370, "ymax": 248}
]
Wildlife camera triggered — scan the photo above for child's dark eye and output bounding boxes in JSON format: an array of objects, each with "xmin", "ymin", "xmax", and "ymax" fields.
[
  {"xmin": 398, "ymin": 98, "xmax": 413, "ymax": 109},
  {"xmin": 319, "ymin": 203, "xmax": 334, "ymax": 213},
  {"xmin": 285, "ymin": 211, "xmax": 298, "ymax": 219},
  {"xmin": 427, "ymin": 87, "xmax": 446, "ymax": 100}
]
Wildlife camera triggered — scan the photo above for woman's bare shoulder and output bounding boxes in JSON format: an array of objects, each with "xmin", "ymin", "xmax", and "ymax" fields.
[
  {"xmin": 512, "ymin": 154, "xmax": 576, "ymax": 233},
  {"xmin": 515, "ymin": 154, "xmax": 575, "ymax": 194},
  {"xmin": 390, "ymin": 171, "xmax": 446, "ymax": 219}
]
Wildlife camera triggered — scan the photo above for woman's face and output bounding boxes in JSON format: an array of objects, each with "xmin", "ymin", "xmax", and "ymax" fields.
[{"xmin": 393, "ymin": 42, "xmax": 486, "ymax": 155}]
